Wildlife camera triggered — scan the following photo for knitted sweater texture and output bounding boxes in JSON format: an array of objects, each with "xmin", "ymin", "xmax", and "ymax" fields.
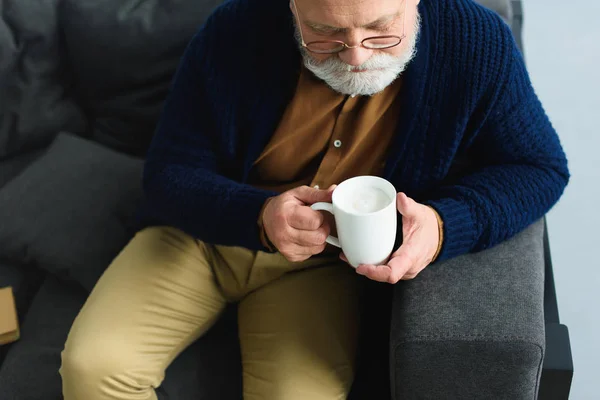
[{"xmin": 139, "ymin": 0, "xmax": 569, "ymax": 262}]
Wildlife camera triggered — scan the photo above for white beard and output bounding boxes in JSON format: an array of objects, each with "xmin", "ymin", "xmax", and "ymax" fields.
[{"xmin": 298, "ymin": 13, "xmax": 421, "ymax": 97}]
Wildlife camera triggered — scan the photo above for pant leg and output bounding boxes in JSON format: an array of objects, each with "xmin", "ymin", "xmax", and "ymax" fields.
[
  {"xmin": 238, "ymin": 263, "xmax": 362, "ymax": 400},
  {"xmin": 60, "ymin": 226, "xmax": 227, "ymax": 400}
]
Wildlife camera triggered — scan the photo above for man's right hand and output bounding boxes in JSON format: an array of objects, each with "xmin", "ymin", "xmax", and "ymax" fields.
[{"xmin": 262, "ymin": 185, "xmax": 336, "ymax": 262}]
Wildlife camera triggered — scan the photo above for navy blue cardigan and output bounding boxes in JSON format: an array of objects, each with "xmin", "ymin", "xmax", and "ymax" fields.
[{"xmin": 139, "ymin": 0, "xmax": 569, "ymax": 262}]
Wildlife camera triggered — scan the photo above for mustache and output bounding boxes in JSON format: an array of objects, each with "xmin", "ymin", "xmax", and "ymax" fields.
[{"xmin": 323, "ymin": 53, "xmax": 406, "ymax": 72}]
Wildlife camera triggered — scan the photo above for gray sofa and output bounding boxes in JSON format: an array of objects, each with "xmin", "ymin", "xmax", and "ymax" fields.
[{"xmin": 0, "ymin": 0, "xmax": 572, "ymax": 399}]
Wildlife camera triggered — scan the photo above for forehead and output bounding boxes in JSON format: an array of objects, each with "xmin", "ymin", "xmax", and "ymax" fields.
[{"xmin": 296, "ymin": 0, "xmax": 402, "ymax": 26}]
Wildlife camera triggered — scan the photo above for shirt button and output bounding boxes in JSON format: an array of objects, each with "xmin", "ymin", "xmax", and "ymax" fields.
[
  {"xmin": 333, "ymin": 140, "xmax": 342, "ymax": 148},
  {"xmin": 313, "ymin": 184, "xmax": 320, "ymax": 189}
]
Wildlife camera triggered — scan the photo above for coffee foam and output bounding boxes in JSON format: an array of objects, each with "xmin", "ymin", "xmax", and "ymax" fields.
[{"xmin": 340, "ymin": 187, "xmax": 391, "ymax": 214}]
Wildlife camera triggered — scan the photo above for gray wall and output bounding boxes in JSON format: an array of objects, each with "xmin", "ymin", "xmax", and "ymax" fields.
[{"xmin": 523, "ymin": 0, "xmax": 600, "ymax": 398}]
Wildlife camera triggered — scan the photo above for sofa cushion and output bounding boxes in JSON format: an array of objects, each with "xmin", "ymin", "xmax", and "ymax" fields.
[
  {"xmin": 0, "ymin": 264, "xmax": 25, "ymax": 300},
  {"xmin": 0, "ymin": 263, "xmax": 44, "ymax": 322},
  {"xmin": 59, "ymin": 0, "xmax": 223, "ymax": 156},
  {"xmin": 0, "ymin": 262, "xmax": 45, "ymax": 366},
  {"xmin": 0, "ymin": 132, "xmax": 144, "ymax": 292},
  {"xmin": 0, "ymin": 277, "xmax": 84, "ymax": 398},
  {"xmin": 0, "ymin": 0, "xmax": 87, "ymax": 159},
  {"xmin": 0, "ymin": 150, "xmax": 44, "ymax": 189},
  {"xmin": 0, "ymin": 275, "xmax": 243, "ymax": 399},
  {"xmin": 474, "ymin": 0, "xmax": 513, "ymax": 24}
]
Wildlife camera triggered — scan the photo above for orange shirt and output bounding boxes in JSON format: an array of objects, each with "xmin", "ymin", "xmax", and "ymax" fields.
[
  {"xmin": 250, "ymin": 66, "xmax": 444, "ymax": 261},
  {"xmin": 251, "ymin": 66, "xmax": 403, "ymax": 193}
]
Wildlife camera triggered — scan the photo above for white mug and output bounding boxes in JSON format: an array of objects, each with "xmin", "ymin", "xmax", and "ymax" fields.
[{"xmin": 311, "ymin": 176, "xmax": 397, "ymax": 268}]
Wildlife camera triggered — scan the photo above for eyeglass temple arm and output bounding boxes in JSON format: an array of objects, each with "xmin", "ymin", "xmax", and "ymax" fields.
[
  {"xmin": 291, "ymin": 0, "xmax": 307, "ymax": 46},
  {"xmin": 403, "ymin": 0, "xmax": 407, "ymax": 38}
]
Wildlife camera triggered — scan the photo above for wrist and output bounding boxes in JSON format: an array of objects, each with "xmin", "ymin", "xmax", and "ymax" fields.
[
  {"xmin": 426, "ymin": 206, "xmax": 444, "ymax": 262},
  {"xmin": 258, "ymin": 198, "xmax": 276, "ymax": 252}
]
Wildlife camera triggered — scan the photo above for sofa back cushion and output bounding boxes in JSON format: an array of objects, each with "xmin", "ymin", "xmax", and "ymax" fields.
[
  {"xmin": 0, "ymin": 0, "xmax": 514, "ymax": 159},
  {"xmin": 0, "ymin": 0, "xmax": 87, "ymax": 160},
  {"xmin": 0, "ymin": 133, "xmax": 144, "ymax": 292},
  {"xmin": 474, "ymin": 0, "xmax": 513, "ymax": 24},
  {"xmin": 60, "ymin": 0, "xmax": 223, "ymax": 156}
]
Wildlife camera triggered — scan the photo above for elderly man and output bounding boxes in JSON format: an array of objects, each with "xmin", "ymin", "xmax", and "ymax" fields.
[{"xmin": 60, "ymin": 0, "xmax": 569, "ymax": 398}]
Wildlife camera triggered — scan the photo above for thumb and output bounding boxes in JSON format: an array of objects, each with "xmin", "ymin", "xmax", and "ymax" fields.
[
  {"xmin": 396, "ymin": 192, "xmax": 419, "ymax": 217},
  {"xmin": 293, "ymin": 185, "xmax": 334, "ymax": 205}
]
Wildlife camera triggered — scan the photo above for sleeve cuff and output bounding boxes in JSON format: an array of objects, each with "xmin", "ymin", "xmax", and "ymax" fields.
[
  {"xmin": 257, "ymin": 197, "xmax": 277, "ymax": 252},
  {"xmin": 425, "ymin": 206, "xmax": 444, "ymax": 263},
  {"xmin": 423, "ymin": 197, "xmax": 479, "ymax": 262}
]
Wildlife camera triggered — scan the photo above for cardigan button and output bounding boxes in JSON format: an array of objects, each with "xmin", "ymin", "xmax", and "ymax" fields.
[{"xmin": 333, "ymin": 140, "xmax": 342, "ymax": 148}]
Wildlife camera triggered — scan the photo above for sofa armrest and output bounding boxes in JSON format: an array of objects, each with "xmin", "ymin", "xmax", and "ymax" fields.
[{"xmin": 389, "ymin": 219, "xmax": 546, "ymax": 399}]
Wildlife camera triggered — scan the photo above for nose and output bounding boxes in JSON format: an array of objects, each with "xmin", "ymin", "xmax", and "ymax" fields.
[
  {"xmin": 337, "ymin": 30, "xmax": 373, "ymax": 66},
  {"xmin": 337, "ymin": 45, "xmax": 373, "ymax": 67}
]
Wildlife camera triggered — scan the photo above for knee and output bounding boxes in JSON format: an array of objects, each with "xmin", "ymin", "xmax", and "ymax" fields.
[
  {"xmin": 61, "ymin": 336, "xmax": 102, "ymax": 382},
  {"xmin": 60, "ymin": 334, "xmax": 155, "ymax": 399},
  {"xmin": 243, "ymin": 367, "xmax": 353, "ymax": 400}
]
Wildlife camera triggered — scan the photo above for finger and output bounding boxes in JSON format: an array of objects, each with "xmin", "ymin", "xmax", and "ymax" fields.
[
  {"xmin": 396, "ymin": 192, "xmax": 419, "ymax": 218},
  {"xmin": 288, "ymin": 206, "xmax": 325, "ymax": 230},
  {"xmin": 292, "ymin": 185, "xmax": 334, "ymax": 205},
  {"xmin": 339, "ymin": 252, "xmax": 348, "ymax": 263},
  {"xmin": 281, "ymin": 243, "xmax": 326, "ymax": 261},
  {"xmin": 356, "ymin": 264, "xmax": 393, "ymax": 283},
  {"xmin": 291, "ymin": 227, "xmax": 329, "ymax": 247},
  {"xmin": 386, "ymin": 247, "xmax": 417, "ymax": 281},
  {"xmin": 293, "ymin": 243, "xmax": 327, "ymax": 256}
]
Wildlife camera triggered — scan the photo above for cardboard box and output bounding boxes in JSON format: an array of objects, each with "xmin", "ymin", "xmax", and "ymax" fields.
[{"xmin": 0, "ymin": 287, "xmax": 20, "ymax": 345}]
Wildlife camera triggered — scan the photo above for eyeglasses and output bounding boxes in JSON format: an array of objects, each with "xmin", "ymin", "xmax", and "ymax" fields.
[{"xmin": 292, "ymin": 0, "xmax": 407, "ymax": 54}]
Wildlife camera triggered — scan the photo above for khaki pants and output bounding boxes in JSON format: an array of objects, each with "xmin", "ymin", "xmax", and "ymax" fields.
[{"xmin": 60, "ymin": 226, "xmax": 361, "ymax": 400}]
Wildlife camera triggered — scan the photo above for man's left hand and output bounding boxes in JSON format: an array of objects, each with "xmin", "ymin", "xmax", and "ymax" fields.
[{"xmin": 341, "ymin": 193, "xmax": 440, "ymax": 284}]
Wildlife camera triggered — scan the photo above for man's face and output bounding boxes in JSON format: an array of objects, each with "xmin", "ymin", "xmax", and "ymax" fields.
[{"xmin": 292, "ymin": 0, "xmax": 421, "ymax": 96}]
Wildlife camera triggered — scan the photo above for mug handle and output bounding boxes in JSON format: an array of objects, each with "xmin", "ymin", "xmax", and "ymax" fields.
[{"xmin": 310, "ymin": 202, "xmax": 341, "ymax": 248}]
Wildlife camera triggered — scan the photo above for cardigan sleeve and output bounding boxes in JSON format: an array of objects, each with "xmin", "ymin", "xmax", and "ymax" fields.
[
  {"xmin": 141, "ymin": 7, "xmax": 278, "ymax": 251},
  {"xmin": 424, "ymin": 41, "xmax": 569, "ymax": 262}
]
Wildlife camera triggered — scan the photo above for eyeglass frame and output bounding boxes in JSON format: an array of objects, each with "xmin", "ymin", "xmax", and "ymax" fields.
[{"xmin": 291, "ymin": 0, "xmax": 408, "ymax": 54}]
